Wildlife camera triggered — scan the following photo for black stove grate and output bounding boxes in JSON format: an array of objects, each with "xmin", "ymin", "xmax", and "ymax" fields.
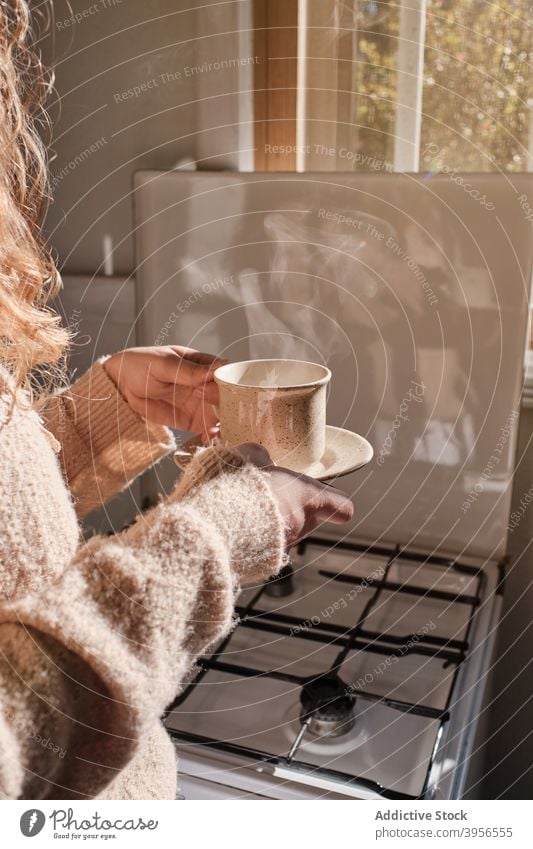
[{"xmin": 164, "ymin": 537, "xmax": 486, "ymax": 800}]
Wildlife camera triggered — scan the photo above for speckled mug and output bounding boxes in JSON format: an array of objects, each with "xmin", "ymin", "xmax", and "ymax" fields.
[{"xmin": 214, "ymin": 359, "xmax": 331, "ymax": 472}]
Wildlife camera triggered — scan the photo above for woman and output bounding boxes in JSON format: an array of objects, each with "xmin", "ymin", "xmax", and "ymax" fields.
[{"xmin": 0, "ymin": 1, "xmax": 353, "ymax": 799}]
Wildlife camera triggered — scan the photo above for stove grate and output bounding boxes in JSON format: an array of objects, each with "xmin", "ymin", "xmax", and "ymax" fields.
[{"xmin": 165, "ymin": 537, "xmax": 486, "ymax": 799}]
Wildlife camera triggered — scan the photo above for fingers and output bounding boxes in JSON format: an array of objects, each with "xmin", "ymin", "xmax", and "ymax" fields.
[
  {"xmin": 171, "ymin": 347, "xmax": 228, "ymax": 384},
  {"xmin": 135, "ymin": 397, "xmax": 180, "ymax": 428},
  {"xmin": 170, "ymin": 359, "xmax": 219, "ymax": 387},
  {"xmin": 293, "ymin": 514, "xmax": 320, "ymax": 545},
  {"xmin": 170, "ymin": 346, "xmax": 227, "ymax": 367},
  {"xmin": 189, "ymin": 404, "xmax": 220, "ymax": 437},
  {"xmin": 309, "ymin": 482, "xmax": 353, "ymax": 525},
  {"xmin": 269, "ymin": 469, "xmax": 353, "ymax": 524},
  {"xmin": 160, "ymin": 349, "xmax": 227, "ymax": 387},
  {"xmin": 192, "ymin": 382, "xmax": 219, "ymax": 405},
  {"xmin": 315, "ymin": 499, "xmax": 354, "ymax": 524},
  {"xmin": 202, "ymin": 425, "xmax": 221, "ymax": 444},
  {"xmin": 318, "ymin": 482, "xmax": 354, "ymax": 521}
]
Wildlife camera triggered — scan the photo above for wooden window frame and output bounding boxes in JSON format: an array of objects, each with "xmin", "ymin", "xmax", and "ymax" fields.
[{"xmin": 253, "ymin": 0, "xmax": 299, "ymax": 170}]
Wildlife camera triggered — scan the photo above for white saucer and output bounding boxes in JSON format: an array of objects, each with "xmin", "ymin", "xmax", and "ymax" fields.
[
  {"xmin": 173, "ymin": 427, "xmax": 373, "ymax": 482},
  {"xmin": 284, "ymin": 425, "xmax": 373, "ymax": 481}
]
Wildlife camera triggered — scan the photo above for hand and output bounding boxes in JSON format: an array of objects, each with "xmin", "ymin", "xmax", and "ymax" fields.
[
  {"xmin": 236, "ymin": 443, "xmax": 354, "ymax": 548},
  {"xmin": 103, "ymin": 346, "xmax": 227, "ymax": 440}
]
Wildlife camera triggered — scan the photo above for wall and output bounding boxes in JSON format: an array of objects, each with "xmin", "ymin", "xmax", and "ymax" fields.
[
  {"xmin": 43, "ymin": 0, "xmax": 254, "ymax": 530},
  {"xmin": 42, "ymin": 0, "xmax": 253, "ymax": 274}
]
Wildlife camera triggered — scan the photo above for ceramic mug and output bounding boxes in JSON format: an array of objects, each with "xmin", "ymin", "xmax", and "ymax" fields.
[{"xmin": 213, "ymin": 359, "xmax": 331, "ymax": 472}]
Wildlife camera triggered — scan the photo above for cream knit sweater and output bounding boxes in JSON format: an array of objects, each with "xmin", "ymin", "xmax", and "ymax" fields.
[{"xmin": 0, "ymin": 362, "xmax": 286, "ymax": 799}]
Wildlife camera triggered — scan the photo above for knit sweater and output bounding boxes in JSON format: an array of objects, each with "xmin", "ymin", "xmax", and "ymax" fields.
[{"xmin": 0, "ymin": 362, "xmax": 286, "ymax": 799}]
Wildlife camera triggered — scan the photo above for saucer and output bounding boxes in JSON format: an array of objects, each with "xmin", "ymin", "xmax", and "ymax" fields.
[
  {"xmin": 286, "ymin": 426, "xmax": 373, "ymax": 481},
  {"xmin": 173, "ymin": 426, "xmax": 373, "ymax": 482}
]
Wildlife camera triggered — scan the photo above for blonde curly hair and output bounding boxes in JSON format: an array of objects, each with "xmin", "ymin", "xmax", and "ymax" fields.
[{"xmin": 0, "ymin": 0, "xmax": 68, "ymax": 398}]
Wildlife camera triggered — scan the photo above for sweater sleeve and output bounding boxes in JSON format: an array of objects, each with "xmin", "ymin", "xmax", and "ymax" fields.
[
  {"xmin": 38, "ymin": 360, "xmax": 175, "ymax": 517},
  {"xmin": 0, "ymin": 447, "xmax": 286, "ymax": 799}
]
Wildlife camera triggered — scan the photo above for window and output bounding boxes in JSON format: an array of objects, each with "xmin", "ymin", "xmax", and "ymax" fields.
[
  {"xmin": 254, "ymin": 0, "xmax": 533, "ymax": 172},
  {"xmin": 253, "ymin": 0, "xmax": 533, "ymax": 351}
]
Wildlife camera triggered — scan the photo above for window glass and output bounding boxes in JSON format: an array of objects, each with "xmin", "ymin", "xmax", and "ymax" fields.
[{"xmin": 421, "ymin": 0, "xmax": 533, "ymax": 172}]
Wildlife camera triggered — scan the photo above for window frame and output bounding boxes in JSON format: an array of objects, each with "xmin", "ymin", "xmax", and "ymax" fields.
[{"xmin": 253, "ymin": 0, "xmax": 298, "ymax": 170}]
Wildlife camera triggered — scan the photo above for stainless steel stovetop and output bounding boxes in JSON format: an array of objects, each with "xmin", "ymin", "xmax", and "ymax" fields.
[{"xmin": 165, "ymin": 537, "xmax": 502, "ymax": 800}]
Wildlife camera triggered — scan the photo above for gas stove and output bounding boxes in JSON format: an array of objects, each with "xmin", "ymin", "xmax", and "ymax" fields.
[{"xmin": 165, "ymin": 537, "xmax": 502, "ymax": 799}]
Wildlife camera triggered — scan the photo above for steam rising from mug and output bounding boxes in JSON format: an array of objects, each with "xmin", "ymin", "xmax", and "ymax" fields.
[{"xmin": 228, "ymin": 208, "xmax": 391, "ymax": 363}]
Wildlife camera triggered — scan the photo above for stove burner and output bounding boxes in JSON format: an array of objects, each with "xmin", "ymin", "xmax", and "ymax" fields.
[
  {"xmin": 264, "ymin": 563, "xmax": 294, "ymax": 598},
  {"xmin": 300, "ymin": 675, "xmax": 355, "ymax": 738}
]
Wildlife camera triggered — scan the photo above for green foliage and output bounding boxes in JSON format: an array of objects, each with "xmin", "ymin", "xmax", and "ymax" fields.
[{"xmin": 352, "ymin": 0, "xmax": 532, "ymax": 171}]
